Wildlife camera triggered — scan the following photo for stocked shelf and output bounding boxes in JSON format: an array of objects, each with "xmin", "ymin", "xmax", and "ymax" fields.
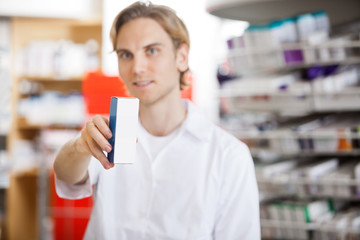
[
  {"xmin": 257, "ymin": 175, "xmax": 360, "ymax": 201},
  {"xmin": 20, "ymin": 76, "xmax": 84, "ymax": 82},
  {"xmin": 220, "ymin": 74, "xmax": 360, "ymax": 114},
  {"xmin": 17, "ymin": 117, "xmax": 82, "ymax": 130},
  {"xmin": 227, "ymin": 41, "xmax": 360, "ymax": 57},
  {"xmin": 2, "ymin": 7, "xmax": 128, "ymax": 240},
  {"xmin": 18, "ymin": 76, "xmax": 83, "ymax": 95},
  {"xmin": 261, "ymin": 219, "xmax": 360, "ymax": 234},
  {"xmin": 206, "ymin": 0, "xmax": 360, "ymax": 27},
  {"xmin": 261, "ymin": 219, "xmax": 360, "ymax": 235},
  {"xmin": 226, "ymin": 40, "xmax": 360, "ymax": 76},
  {"xmin": 227, "ymin": 57, "xmax": 360, "ymax": 75},
  {"xmin": 220, "ymin": 85, "xmax": 360, "ymax": 98},
  {"xmin": 226, "ymin": 112, "xmax": 360, "ymax": 158},
  {"xmin": 211, "ymin": 1, "xmax": 360, "ymax": 239},
  {"xmin": 251, "ymin": 149, "xmax": 360, "ymax": 160},
  {"xmin": 256, "ymin": 158, "xmax": 360, "ymax": 202},
  {"xmin": 5, "ymin": 16, "xmax": 102, "ymax": 240},
  {"xmin": 234, "ymin": 129, "xmax": 360, "ymax": 139},
  {"xmin": 260, "ymin": 197, "xmax": 360, "ymax": 239},
  {"xmin": 223, "ymin": 95, "xmax": 360, "ymax": 115}
]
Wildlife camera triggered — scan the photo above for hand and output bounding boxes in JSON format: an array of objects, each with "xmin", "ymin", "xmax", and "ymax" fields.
[{"xmin": 77, "ymin": 115, "xmax": 115, "ymax": 169}]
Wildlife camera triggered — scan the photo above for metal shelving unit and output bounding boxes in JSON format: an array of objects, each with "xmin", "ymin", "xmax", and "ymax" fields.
[{"xmin": 208, "ymin": 0, "xmax": 360, "ymax": 238}]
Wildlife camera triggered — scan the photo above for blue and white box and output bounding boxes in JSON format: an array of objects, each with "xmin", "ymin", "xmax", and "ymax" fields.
[{"xmin": 107, "ymin": 97, "xmax": 139, "ymax": 164}]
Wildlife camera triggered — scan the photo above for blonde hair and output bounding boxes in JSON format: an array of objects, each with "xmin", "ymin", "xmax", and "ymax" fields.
[{"xmin": 110, "ymin": 1, "xmax": 190, "ymax": 89}]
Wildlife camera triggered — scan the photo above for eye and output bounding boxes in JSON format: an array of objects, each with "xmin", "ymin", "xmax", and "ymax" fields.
[
  {"xmin": 117, "ymin": 51, "xmax": 132, "ymax": 59},
  {"xmin": 147, "ymin": 48, "xmax": 158, "ymax": 55}
]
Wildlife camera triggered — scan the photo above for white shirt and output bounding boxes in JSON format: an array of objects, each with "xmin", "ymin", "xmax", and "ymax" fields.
[
  {"xmin": 55, "ymin": 100, "xmax": 260, "ymax": 240},
  {"xmin": 139, "ymin": 123, "xmax": 180, "ymax": 160}
]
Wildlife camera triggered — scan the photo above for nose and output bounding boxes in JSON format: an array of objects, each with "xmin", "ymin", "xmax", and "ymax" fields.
[{"xmin": 132, "ymin": 54, "xmax": 147, "ymax": 75}]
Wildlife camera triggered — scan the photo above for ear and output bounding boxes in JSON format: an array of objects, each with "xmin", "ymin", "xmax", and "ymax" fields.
[{"xmin": 175, "ymin": 43, "xmax": 189, "ymax": 72}]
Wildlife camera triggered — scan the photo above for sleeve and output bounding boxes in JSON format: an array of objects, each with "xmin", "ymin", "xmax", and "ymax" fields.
[
  {"xmin": 213, "ymin": 141, "xmax": 261, "ymax": 240},
  {"xmin": 54, "ymin": 157, "xmax": 102, "ymax": 199}
]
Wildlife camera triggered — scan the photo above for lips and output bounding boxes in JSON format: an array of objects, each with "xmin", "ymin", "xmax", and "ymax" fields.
[
  {"xmin": 133, "ymin": 80, "xmax": 153, "ymax": 87},
  {"xmin": 134, "ymin": 81, "xmax": 151, "ymax": 85}
]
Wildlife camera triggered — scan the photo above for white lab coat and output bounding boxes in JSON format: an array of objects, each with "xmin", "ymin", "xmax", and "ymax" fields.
[{"xmin": 55, "ymin": 100, "xmax": 260, "ymax": 240}]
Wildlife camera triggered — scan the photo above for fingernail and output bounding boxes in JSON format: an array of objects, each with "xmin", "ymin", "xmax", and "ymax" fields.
[
  {"xmin": 105, "ymin": 145, "xmax": 112, "ymax": 152},
  {"xmin": 104, "ymin": 162, "xmax": 110, "ymax": 169},
  {"xmin": 107, "ymin": 131, "xmax": 112, "ymax": 139}
]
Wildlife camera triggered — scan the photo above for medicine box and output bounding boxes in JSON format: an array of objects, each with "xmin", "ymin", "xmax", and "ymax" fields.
[{"xmin": 107, "ymin": 97, "xmax": 139, "ymax": 164}]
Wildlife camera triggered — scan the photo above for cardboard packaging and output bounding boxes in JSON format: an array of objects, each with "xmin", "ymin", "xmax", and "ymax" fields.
[{"xmin": 107, "ymin": 97, "xmax": 139, "ymax": 164}]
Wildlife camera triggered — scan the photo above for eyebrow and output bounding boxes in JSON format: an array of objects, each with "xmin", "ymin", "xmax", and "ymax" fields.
[
  {"xmin": 144, "ymin": 43, "xmax": 163, "ymax": 49},
  {"xmin": 116, "ymin": 42, "xmax": 164, "ymax": 54}
]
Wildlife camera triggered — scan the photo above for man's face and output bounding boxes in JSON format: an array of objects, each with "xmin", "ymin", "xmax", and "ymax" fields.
[{"xmin": 115, "ymin": 17, "xmax": 188, "ymax": 106}]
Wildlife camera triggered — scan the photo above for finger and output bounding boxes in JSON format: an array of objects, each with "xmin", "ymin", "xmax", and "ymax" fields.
[
  {"xmin": 86, "ymin": 120, "xmax": 112, "ymax": 153},
  {"xmin": 78, "ymin": 129, "xmax": 92, "ymax": 155},
  {"xmin": 84, "ymin": 133, "xmax": 113, "ymax": 169},
  {"xmin": 92, "ymin": 115, "xmax": 112, "ymax": 139},
  {"xmin": 101, "ymin": 115, "xmax": 109, "ymax": 125},
  {"xmin": 81, "ymin": 129, "xmax": 114, "ymax": 170}
]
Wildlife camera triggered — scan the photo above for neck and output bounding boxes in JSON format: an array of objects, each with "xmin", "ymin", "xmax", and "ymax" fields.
[{"xmin": 139, "ymin": 96, "xmax": 186, "ymax": 136}]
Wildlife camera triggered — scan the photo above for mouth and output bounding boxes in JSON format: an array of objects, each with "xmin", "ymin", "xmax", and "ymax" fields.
[{"xmin": 133, "ymin": 80, "xmax": 153, "ymax": 87}]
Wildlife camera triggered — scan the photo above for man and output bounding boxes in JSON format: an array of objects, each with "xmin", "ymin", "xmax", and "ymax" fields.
[{"xmin": 54, "ymin": 1, "xmax": 260, "ymax": 239}]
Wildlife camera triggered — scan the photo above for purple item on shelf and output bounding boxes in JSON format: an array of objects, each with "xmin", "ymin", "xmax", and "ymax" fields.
[
  {"xmin": 227, "ymin": 39, "xmax": 233, "ymax": 49},
  {"xmin": 227, "ymin": 36, "xmax": 245, "ymax": 50},
  {"xmin": 306, "ymin": 66, "xmax": 325, "ymax": 80},
  {"xmin": 283, "ymin": 49, "xmax": 303, "ymax": 65},
  {"xmin": 324, "ymin": 65, "xmax": 339, "ymax": 76},
  {"xmin": 278, "ymin": 84, "xmax": 288, "ymax": 91}
]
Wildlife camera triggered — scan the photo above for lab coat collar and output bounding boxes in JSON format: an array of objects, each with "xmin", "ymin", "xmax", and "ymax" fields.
[{"xmin": 182, "ymin": 100, "xmax": 212, "ymax": 141}]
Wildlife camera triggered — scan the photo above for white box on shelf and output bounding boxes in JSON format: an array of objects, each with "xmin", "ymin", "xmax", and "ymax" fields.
[{"xmin": 355, "ymin": 161, "xmax": 360, "ymax": 197}]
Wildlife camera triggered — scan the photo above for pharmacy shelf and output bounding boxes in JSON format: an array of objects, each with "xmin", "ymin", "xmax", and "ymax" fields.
[
  {"xmin": 219, "ymin": 85, "xmax": 360, "ymax": 98},
  {"xmin": 225, "ymin": 40, "xmax": 360, "ymax": 76},
  {"xmin": 232, "ymin": 130, "xmax": 360, "ymax": 140},
  {"xmin": 231, "ymin": 127, "xmax": 360, "ymax": 157},
  {"xmin": 6, "ymin": 16, "xmax": 102, "ymax": 240},
  {"xmin": 261, "ymin": 219, "xmax": 317, "ymax": 231},
  {"xmin": 260, "ymin": 193, "xmax": 360, "ymax": 202},
  {"xmin": 220, "ymin": 87, "xmax": 360, "ymax": 114},
  {"xmin": 211, "ymin": 0, "xmax": 360, "ymax": 237},
  {"xmin": 257, "ymin": 176, "xmax": 360, "ymax": 201},
  {"xmin": 0, "ymin": 162, "xmax": 12, "ymax": 175},
  {"xmin": 206, "ymin": 0, "xmax": 360, "ymax": 27},
  {"xmin": 20, "ymin": 76, "xmax": 84, "ymax": 82},
  {"xmin": 257, "ymin": 175, "xmax": 360, "ymax": 187},
  {"xmin": 17, "ymin": 117, "xmax": 82, "ymax": 130},
  {"xmin": 251, "ymin": 149, "xmax": 360, "ymax": 159},
  {"xmin": 18, "ymin": 76, "xmax": 83, "ymax": 95},
  {"xmin": 0, "ymin": 49, "xmax": 9, "ymax": 55},
  {"xmin": 227, "ymin": 41, "xmax": 360, "ymax": 56},
  {"xmin": 0, "ymin": 135, "xmax": 6, "ymax": 147},
  {"xmin": 227, "ymin": 57, "xmax": 360, "ymax": 74},
  {"xmin": 260, "ymin": 219, "xmax": 360, "ymax": 234},
  {"xmin": 0, "ymin": 161, "xmax": 11, "ymax": 189}
]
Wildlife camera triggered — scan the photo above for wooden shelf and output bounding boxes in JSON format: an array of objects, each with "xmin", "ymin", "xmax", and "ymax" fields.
[
  {"xmin": 6, "ymin": 16, "xmax": 102, "ymax": 240},
  {"xmin": 18, "ymin": 76, "xmax": 84, "ymax": 94},
  {"xmin": 71, "ymin": 17, "xmax": 102, "ymax": 27},
  {"xmin": 17, "ymin": 118, "xmax": 82, "ymax": 130},
  {"xmin": 19, "ymin": 76, "xmax": 84, "ymax": 82}
]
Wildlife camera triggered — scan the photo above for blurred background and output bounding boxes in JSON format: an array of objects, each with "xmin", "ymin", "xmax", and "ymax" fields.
[{"xmin": 0, "ymin": 0, "xmax": 360, "ymax": 239}]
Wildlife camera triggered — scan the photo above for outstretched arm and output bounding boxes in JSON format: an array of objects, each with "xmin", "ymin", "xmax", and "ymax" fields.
[{"xmin": 53, "ymin": 115, "xmax": 114, "ymax": 185}]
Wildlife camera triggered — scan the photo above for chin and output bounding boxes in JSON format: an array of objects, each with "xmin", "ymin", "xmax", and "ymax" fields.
[{"xmin": 132, "ymin": 94, "xmax": 152, "ymax": 104}]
